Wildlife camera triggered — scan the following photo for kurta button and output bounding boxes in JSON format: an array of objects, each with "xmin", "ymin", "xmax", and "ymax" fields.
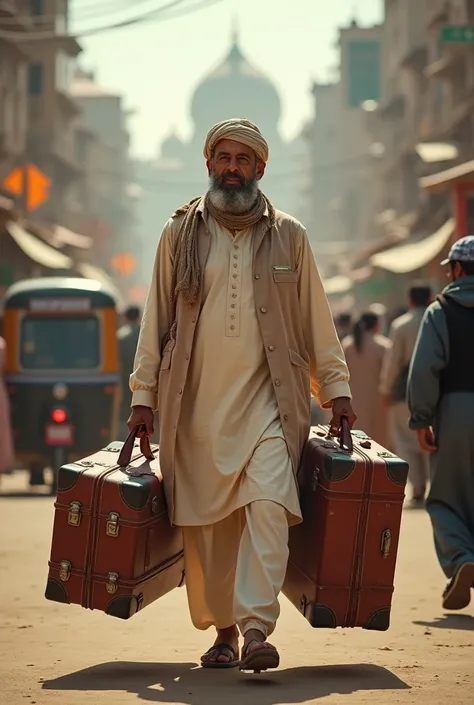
[
  {"xmin": 254, "ymin": 273, "xmax": 260, "ymax": 280},
  {"xmin": 275, "ymin": 379, "xmax": 281, "ymax": 386},
  {"xmin": 260, "ymin": 307, "xmax": 267, "ymax": 313},
  {"xmin": 268, "ymin": 345, "xmax": 275, "ymax": 351}
]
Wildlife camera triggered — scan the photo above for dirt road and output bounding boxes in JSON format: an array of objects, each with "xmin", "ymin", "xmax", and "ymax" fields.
[{"xmin": 0, "ymin": 472, "xmax": 473, "ymax": 705}]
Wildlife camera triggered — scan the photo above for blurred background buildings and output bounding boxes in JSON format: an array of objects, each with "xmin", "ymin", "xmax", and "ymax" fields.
[{"xmin": 1, "ymin": 0, "xmax": 474, "ymax": 319}]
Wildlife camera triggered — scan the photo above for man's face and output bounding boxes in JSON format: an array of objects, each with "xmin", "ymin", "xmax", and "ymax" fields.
[
  {"xmin": 448, "ymin": 262, "xmax": 463, "ymax": 282},
  {"xmin": 207, "ymin": 138, "xmax": 265, "ymax": 184},
  {"xmin": 206, "ymin": 138, "xmax": 266, "ymax": 214}
]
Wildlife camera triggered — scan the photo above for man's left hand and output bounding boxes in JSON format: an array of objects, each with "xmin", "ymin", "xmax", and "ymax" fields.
[{"xmin": 329, "ymin": 397, "xmax": 357, "ymax": 436}]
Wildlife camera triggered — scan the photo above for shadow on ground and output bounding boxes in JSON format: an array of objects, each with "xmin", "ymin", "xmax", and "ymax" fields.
[
  {"xmin": 414, "ymin": 614, "xmax": 474, "ymax": 631},
  {"xmin": 42, "ymin": 661, "xmax": 410, "ymax": 704}
]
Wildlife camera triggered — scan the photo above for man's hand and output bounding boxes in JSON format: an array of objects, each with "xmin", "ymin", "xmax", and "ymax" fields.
[
  {"xmin": 127, "ymin": 405, "xmax": 154, "ymax": 437},
  {"xmin": 329, "ymin": 397, "xmax": 357, "ymax": 436},
  {"xmin": 416, "ymin": 427, "xmax": 436, "ymax": 453}
]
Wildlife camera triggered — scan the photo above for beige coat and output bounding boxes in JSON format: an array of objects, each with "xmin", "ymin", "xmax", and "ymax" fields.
[
  {"xmin": 379, "ymin": 308, "xmax": 426, "ymax": 398},
  {"xmin": 131, "ymin": 198, "xmax": 351, "ymax": 524},
  {"xmin": 343, "ymin": 332, "xmax": 392, "ymax": 448},
  {"xmin": 0, "ymin": 337, "xmax": 15, "ymax": 473}
]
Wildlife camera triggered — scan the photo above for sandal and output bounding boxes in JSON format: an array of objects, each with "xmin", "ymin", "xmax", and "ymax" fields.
[
  {"xmin": 201, "ymin": 642, "xmax": 240, "ymax": 669},
  {"xmin": 239, "ymin": 639, "xmax": 280, "ymax": 673}
]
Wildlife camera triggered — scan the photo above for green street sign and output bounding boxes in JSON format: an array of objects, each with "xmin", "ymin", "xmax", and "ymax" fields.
[{"xmin": 441, "ymin": 26, "xmax": 474, "ymax": 43}]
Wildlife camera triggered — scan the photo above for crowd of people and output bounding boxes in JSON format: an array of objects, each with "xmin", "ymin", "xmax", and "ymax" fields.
[{"xmin": 334, "ymin": 284, "xmax": 432, "ymax": 505}]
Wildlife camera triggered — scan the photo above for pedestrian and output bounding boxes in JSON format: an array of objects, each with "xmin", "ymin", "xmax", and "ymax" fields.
[
  {"xmin": 342, "ymin": 311, "xmax": 391, "ymax": 448},
  {"xmin": 0, "ymin": 335, "xmax": 15, "ymax": 474},
  {"xmin": 335, "ymin": 312, "xmax": 352, "ymax": 342},
  {"xmin": 128, "ymin": 118, "xmax": 355, "ymax": 672},
  {"xmin": 117, "ymin": 305, "xmax": 141, "ymax": 440},
  {"xmin": 408, "ymin": 236, "xmax": 474, "ymax": 610},
  {"xmin": 380, "ymin": 284, "xmax": 432, "ymax": 504}
]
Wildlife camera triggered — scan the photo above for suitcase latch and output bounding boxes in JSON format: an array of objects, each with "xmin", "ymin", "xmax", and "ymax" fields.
[
  {"xmin": 68, "ymin": 501, "xmax": 82, "ymax": 527},
  {"xmin": 106, "ymin": 571, "xmax": 119, "ymax": 594},
  {"xmin": 151, "ymin": 496, "xmax": 159, "ymax": 514},
  {"xmin": 381, "ymin": 529, "xmax": 391, "ymax": 558},
  {"xmin": 59, "ymin": 560, "xmax": 71, "ymax": 582},
  {"xmin": 106, "ymin": 512, "xmax": 120, "ymax": 537}
]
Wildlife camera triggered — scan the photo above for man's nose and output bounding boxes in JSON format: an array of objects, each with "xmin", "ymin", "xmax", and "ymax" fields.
[{"xmin": 228, "ymin": 158, "xmax": 239, "ymax": 171}]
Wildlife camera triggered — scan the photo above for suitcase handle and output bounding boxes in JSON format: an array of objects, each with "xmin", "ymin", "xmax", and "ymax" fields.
[
  {"xmin": 338, "ymin": 416, "xmax": 353, "ymax": 454},
  {"xmin": 118, "ymin": 425, "xmax": 155, "ymax": 468}
]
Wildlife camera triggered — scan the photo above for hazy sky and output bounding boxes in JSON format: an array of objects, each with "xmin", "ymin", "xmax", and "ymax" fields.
[{"xmin": 73, "ymin": 0, "xmax": 383, "ymax": 159}]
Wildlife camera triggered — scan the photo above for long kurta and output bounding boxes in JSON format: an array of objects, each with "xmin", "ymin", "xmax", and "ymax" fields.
[
  {"xmin": 174, "ymin": 217, "xmax": 301, "ymax": 527},
  {"xmin": 342, "ymin": 332, "xmax": 391, "ymax": 448},
  {"xmin": 408, "ymin": 276, "xmax": 474, "ymax": 578}
]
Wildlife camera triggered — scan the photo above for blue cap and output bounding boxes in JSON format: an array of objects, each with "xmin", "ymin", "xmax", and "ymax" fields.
[{"xmin": 441, "ymin": 235, "xmax": 474, "ymax": 265}]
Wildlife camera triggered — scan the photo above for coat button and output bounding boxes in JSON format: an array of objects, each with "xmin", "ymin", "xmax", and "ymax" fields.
[
  {"xmin": 275, "ymin": 379, "xmax": 281, "ymax": 386},
  {"xmin": 185, "ymin": 354, "xmax": 189, "ymax": 360},
  {"xmin": 260, "ymin": 307, "xmax": 267, "ymax": 314},
  {"xmin": 254, "ymin": 273, "xmax": 260, "ymax": 280},
  {"xmin": 179, "ymin": 388, "xmax": 183, "ymax": 394},
  {"xmin": 284, "ymin": 414, "xmax": 289, "ymax": 420},
  {"xmin": 268, "ymin": 345, "xmax": 275, "ymax": 352}
]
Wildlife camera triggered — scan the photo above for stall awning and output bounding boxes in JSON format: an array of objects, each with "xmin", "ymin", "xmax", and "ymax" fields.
[
  {"xmin": 420, "ymin": 160, "xmax": 474, "ymax": 193},
  {"xmin": 6, "ymin": 221, "xmax": 73, "ymax": 270},
  {"xmin": 323, "ymin": 275, "xmax": 353, "ymax": 296},
  {"xmin": 370, "ymin": 219, "xmax": 454, "ymax": 274},
  {"xmin": 76, "ymin": 262, "xmax": 125, "ymax": 307}
]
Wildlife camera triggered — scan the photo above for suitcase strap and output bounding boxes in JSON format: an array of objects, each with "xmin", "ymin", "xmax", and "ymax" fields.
[{"xmin": 118, "ymin": 425, "xmax": 155, "ymax": 468}]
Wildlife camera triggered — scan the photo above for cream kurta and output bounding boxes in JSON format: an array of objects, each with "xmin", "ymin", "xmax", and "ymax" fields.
[{"xmin": 174, "ymin": 217, "xmax": 301, "ymax": 527}]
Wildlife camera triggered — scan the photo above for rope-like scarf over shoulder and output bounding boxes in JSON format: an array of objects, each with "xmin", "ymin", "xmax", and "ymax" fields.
[{"xmin": 163, "ymin": 118, "xmax": 276, "ymax": 348}]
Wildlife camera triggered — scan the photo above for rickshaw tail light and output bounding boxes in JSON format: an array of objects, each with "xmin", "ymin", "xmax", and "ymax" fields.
[{"xmin": 52, "ymin": 408, "xmax": 67, "ymax": 424}]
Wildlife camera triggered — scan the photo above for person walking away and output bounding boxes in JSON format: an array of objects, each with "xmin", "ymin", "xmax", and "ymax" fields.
[
  {"xmin": 335, "ymin": 313, "xmax": 352, "ymax": 342},
  {"xmin": 0, "ymin": 336, "xmax": 15, "ymax": 474},
  {"xmin": 408, "ymin": 236, "xmax": 474, "ymax": 610},
  {"xmin": 380, "ymin": 285, "xmax": 432, "ymax": 504},
  {"xmin": 342, "ymin": 311, "xmax": 391, "ymax": 448},
  {"xmin": 128, "ymin": 118, "xmax": 356, "ymax": 672},
  {"xmin": 117, "ymin": 306, "xmax": 141, "ymax": 439}
]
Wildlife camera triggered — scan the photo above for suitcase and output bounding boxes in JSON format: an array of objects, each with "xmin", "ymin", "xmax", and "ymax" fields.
[
  {"xmin": 45, "ymin": 428, "xmax": 184, "ymax": 619},
  {"xmin": 282, "ymin": 419, "xmax": 408, "ymax": 631}
]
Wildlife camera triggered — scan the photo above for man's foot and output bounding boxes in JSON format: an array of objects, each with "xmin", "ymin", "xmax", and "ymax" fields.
[
  {"xmin": 442, "ymin": 562, "xmax": 474, "ymax": 611},
  {"xmin": 200, "ymin": 626, "xmax": 240, "ymax": 669},
  {"xmin": 239, "ymin": 628, "xmax": 280, "ymax": 673}
]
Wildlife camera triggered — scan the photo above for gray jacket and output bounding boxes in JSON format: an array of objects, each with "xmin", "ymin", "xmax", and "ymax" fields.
[{"xmin": 407, "ymin": 276, "xmax": 474, "ymax": 429}]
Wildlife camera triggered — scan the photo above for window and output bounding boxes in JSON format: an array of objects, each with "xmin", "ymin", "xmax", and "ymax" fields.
[
  {"xmin": 55, "ymin": 51, "xmax": 74, "ymax": 92},
  {"xmin": 21, "ymin": 316, "xmax": 100, "ymax": 370},
  {"xmin": 28, "ymin": 62, "xmax": 43, "ymax": 95}
]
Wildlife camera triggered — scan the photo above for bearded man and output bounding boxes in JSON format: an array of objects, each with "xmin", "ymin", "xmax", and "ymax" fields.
[{"xmin": 128, "ymin": 118, "xmax": 355, "ymax": 672}]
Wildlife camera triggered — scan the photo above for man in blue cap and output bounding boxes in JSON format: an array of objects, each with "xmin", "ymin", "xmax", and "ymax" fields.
[{"xmin": 408, "ymin": 235, "xmax": 474, "ymax": 610}]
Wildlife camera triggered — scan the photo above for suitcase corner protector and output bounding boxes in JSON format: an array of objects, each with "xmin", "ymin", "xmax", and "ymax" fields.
[{"xmin": 44, "ymin": 577, "xmax": 70, "ymax": 604}]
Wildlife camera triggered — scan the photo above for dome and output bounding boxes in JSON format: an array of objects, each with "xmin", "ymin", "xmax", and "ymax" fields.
[
  {"xmin": 190, "ymin": 36, "xmax": 282, "ymax": 134},
  {"xmin": 161, "ymin": 129, "xmax": 184, "ymax": 159}
]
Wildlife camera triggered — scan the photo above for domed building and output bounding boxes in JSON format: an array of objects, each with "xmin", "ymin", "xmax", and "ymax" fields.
[{"xmin": 134, "ymin": 31, "xmax": 307, "ymax": 284}]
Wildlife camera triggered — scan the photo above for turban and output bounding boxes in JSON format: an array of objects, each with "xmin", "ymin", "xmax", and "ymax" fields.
[{"xmin": 203, "ymin": 118, "xmax": 269, "ymax": 163}]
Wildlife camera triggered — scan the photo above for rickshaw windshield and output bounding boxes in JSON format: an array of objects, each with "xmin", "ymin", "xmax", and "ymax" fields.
[{"xmin": 21, "ymin": 315, "xmax": 100, "ymax": 370}]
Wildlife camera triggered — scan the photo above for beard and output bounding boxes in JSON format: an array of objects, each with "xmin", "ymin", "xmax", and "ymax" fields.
[{"xmin": 208, "ymin": 170, "xmax": 259, "ymax": 214}]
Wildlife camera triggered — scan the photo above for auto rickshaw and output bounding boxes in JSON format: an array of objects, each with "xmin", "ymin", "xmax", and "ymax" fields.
[{"xmin": 3, "ymin": 277, "xmax": 121, "ymax": 493}]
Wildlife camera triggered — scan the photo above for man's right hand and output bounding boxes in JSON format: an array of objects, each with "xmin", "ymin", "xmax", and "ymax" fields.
[
  {"xmin": 127, "ymin": 406, "xmax": 154, "ymax": 437},
  {"xmin": 416, "ymin": 427, "xmax": 436, "ymax": 453}
]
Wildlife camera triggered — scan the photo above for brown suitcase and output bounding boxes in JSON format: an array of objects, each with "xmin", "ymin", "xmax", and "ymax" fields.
[
  {"xmin": 45, "ymin": 428, "xmax": 184, "ymax": 619},
  {"xmin": 282, "ymin": 420, "xmax": 408, "ymax": 631}
]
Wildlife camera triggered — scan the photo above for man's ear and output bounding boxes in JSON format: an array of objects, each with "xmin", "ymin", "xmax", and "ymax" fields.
[
  {"xmin": 256, "ymin": 161, "xmax": 266, "ymax": 181},
  {"xmin": 206, "ymin": 159, "xmax": 213, "ymax": 176}
]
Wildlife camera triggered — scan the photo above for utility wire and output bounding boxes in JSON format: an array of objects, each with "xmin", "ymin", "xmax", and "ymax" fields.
[
  {"xmin": 0, "ymin": 0, "xmax": 155, "ymax": 25},
  {"xmin": 0, "ymin": 0, "xmax": 223, "ymax": 41}
]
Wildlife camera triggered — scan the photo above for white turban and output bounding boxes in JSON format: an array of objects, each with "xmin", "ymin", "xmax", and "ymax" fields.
[{"xmin": 203, "ymin": 118, "xmax": 269, "ymax": 163}]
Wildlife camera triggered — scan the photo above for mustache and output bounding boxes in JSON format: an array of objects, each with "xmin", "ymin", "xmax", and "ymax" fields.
[{"xmin": 218, "ymin": 171, "xmax": 246, "ymax": 185}]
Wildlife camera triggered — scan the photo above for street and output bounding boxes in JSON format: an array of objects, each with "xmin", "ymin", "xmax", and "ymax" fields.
[{"xmin": 0, "ymin": 472, "xmax": 473, "ymax": 705}]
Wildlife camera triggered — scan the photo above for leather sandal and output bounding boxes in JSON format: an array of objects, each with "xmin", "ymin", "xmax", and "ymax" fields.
[
  {"xmin": 239, "ymin": 640, "xmax": 280, "ymax": 673},
  {"xmin": 201, "ymin": 642, "xmax": 240, "ymax": 669}
]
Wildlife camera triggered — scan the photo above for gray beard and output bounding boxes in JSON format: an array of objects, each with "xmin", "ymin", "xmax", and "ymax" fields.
[{"xmin": 208, "ymin": 173, "xmax": 259, "ymax": 214}]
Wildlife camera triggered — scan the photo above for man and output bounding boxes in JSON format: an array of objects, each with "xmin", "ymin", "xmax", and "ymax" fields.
[
  {"xmin": 128, "ymin": 118, "xmax": 355, "ymax": 672},
  {"xmin": 117, "ymin": 305, "xmax": 141, "ymax": 439},
  {"xmin": 335, "ymin": 312, "xmax": 352, "ymax": 342},
  {"xmin": 408, "ymin": 237, "xmax": 474, "ymax": 611},
  {"xmin": 380, "ymin": 284, "xmax": 432, "ymax": 503}
]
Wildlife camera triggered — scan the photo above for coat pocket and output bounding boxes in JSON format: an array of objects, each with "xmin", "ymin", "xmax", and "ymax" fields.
[
  {"xmin": 289, "ymin": 348, "xmax": 310, "ymax": 371},
  {"xmin": 273, "ymin": 271, "xmax": 298, "ymax": 283},
  {"xmin": 160, "ymin": 351, "xmax": 172, "ymax": 372}
]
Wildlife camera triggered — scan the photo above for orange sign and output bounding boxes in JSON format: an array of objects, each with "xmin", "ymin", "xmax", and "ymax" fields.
[
  {"xmin": 2, "ymin": 164, "xmax": 51, "ymax": 211},
  {"xmin": 111, "ymin": 252, "xmax": 137, "ymax": 276}
]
